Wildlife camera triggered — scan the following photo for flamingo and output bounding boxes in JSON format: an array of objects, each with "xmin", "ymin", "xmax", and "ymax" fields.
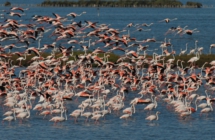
[
  {"xmin": 188, "ymin": 40, "xmax": 198, "ymax": 55},
  {"xmin": 81, "ymin": 109, "xmax": 92, "ymax": 122},
  {"xmin": 10, "ymin": 7, "xmax": 29, "ymax": 12},
  {"xmin": 196, "ymin": 90, "xmax": 209, "ymax": 102},
  {"xmin": 40, "ymin": 109, "xmax": 52, "ymax": 119},
  {"xmin": 167, "ymin": 53, "xmax": 175, "ymax": 64},
  {"xmin": 2, "ymin": 109, "xmax": 16, "ymax": 125},
  {"xmin": 179, "ymin": 43, "xmax": 188, "ymax": 56},
  {"xmin": 91, "ymin": 113, "xmax": 104, "ymax": 124},
  {"xmin": 159, "ymin": 18, "xmax": 177, "ymax": 23},
  {"xmin": 188, "ymin": 52, "xmax": 200, "ymax": 66},
  {"xmin": 7, "ymin": 12, "xmax": 25, "ymax": 17},
  {"xmin": 145, "ymin": 111, "xmax": 160, "ymax": 122},
  {"xmin": 16, "ymin": 53, "xmax": 27, "ymax": 66},
  {"xmin": 67, "ymin": 11, "xmax": 86, "ymax": 18},
  {"xmin": 210, "ymin": 44, "xmax": 215, "ymax": 54},
  {"xmin": 16, "ymin": 108, "xmax": 30, "ymax": 123},
  {"xmin": 198, "ymin": 47, "xmax": 203, "ymax": 54},
  {"xmin": 49, "ymin": 109, "xmax": 67, "ymax": 124},
  {"xmin": 142, "ymin": 23, "xmax": 153, "ymax": 27},
  {"xmin": 123, "ymin": 104, "xmax": 135, "ymax": 114},
  {"xmin": 70, "ymin": 109, "xmax": 82, "ymax": 123},
  {"xmin": 3, "ymin": 110, "xmax": 14, "ymax": 116},
  {"xmin": 184, "ymin": 28, "xmax": 199, "ymax": 35},
  {"xmin": 120, "ymin": 113, "xmax": 132, "ymax": 120},
  {"xmin": 144, "ymin": 97, "xmax": 158, "ymax": 111},
  {"xmin": 200, "ymin": 104, "xmax": 213, "ymax": 114},
  {"xmin": 180, "ymin": 108, "xmax": 192, "ymax": 118},
  {"xmin": 198, "ymin": 102, "xmax": 208, "ymax": 109}
]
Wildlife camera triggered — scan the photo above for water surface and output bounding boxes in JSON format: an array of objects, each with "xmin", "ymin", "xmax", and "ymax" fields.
[{"xmin": 0, "ymin": 7, "xmax": 215, "ymax": 140}]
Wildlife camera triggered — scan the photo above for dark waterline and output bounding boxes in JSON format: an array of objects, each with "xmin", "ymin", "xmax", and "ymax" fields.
[{"xmin": 1, "ymin": 0, "xmax": 215, "ymax": 5}]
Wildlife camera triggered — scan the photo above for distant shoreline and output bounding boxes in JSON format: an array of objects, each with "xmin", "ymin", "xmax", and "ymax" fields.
[
  {"xmin": 0, "ymin": 4, "xmax": 207, "ymax": 8},
  {"xmin": 39, "ymin": 0, "xmax": 202, "ymax": 8},
  {"xmin": 2, "ymin": 0, "xmax": 204, "ymax": 8},
  {"xmin": 38, "ymin": 5, "xmax": 199, "ymax": 8}
]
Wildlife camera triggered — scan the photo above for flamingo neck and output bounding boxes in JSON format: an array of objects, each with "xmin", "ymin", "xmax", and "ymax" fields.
[
  {"xmin": 195, "ymin": 99, "xmax": 198, "ymax": 111},
  {"xmin": 24, "ymin": 54, "xmax": 27, "ymax": 60},
  {"xmin": 156, "ymin": 112, "xmax": 159, "ymax": 120},
  {"xmin": 210, "ymin": 104, "xmax": 213, "ymax": 111},
  {"xmin": 65, "ymin": 109, "xmax": 67, "ymax": 120}
]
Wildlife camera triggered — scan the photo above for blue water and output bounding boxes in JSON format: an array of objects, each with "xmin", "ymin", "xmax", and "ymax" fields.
[{"xmin": 1, "ymin": 6, "xmax": 215, "ymax": 140}]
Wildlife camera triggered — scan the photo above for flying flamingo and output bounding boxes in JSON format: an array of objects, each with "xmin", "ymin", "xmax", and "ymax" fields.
[
  {"xmin": 7, "ymin": 12, "xmax": 25, "ymax": 17},
  {"xmin": 159, "ymin": 18, "xmax": 177, "ymax": 23},
  {"xmin": 142, "ymin": 23, "xmax": 153, "ymax": 27},
  {"xmin": 184, "ymin": 28, "xmax": 199, "ymax": 35},
  {"xmin": 67, "ymin": 11, "xmax": 86, "ymax": 18},
  {"xmin": 10, "ymin": 7, "xmax": 29, "ymax": 12}
]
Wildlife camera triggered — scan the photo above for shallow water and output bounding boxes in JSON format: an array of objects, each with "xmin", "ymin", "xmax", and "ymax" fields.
[
  {"xmin": 1, "ymin": 6, "xmax": 215, "ymax": 140},
  {"xmin": 1, "ymin": 95, "xmax": 215, "ymax": 140},
  {"xmin": 1, "ymin": 68, "xmax": 215, "ymax": 140}
]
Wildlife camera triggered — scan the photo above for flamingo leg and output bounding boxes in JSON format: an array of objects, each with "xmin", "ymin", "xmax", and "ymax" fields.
[
  {"xmin": 75, "ymin": 97, "xmax": 79, "ymax": 102},
  {"xmin": 85, "ymin": 118, "xmax": 88, "ymax": 123},
  {"xmin": 95, "ymin": 120, "xmax": 97, "ymax": 124},
  {"xmin": 74, "ymin": 117, "xmax": 77, "ymax": 123}
]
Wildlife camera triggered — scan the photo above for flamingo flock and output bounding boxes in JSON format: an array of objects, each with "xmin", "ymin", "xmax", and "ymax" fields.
[{"xmin": 1, "ymin": 7, "xmax": 215, "ymax": 126}]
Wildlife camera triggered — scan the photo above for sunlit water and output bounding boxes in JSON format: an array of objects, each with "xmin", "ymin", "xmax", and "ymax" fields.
[{"xmin": 0, "ymin": 6, "xmax": 215, "ymax": 140}]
